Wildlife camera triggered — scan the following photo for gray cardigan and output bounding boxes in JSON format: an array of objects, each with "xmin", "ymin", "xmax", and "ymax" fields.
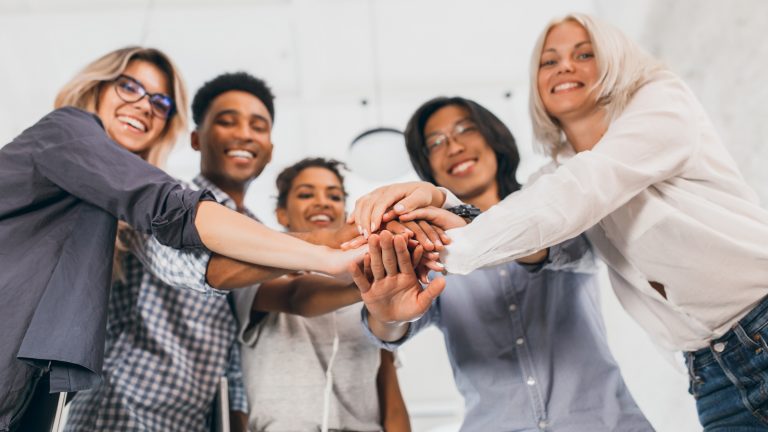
[{"xmin": 0, "ymin": 107, "xmax": 213, "ymax": 429}]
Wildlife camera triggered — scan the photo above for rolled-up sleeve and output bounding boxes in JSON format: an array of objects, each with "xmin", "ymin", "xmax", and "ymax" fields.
[
  {"xmin": 31, "ymin": 107, "xmax": 215, "ymax": 250},
  {"xmin": 442, "ymin": 73, "xmax": 700, "ymax": 274},
  {"xmin": 119, "ymin": 228, "xmax": 226, "ymax": 296}
]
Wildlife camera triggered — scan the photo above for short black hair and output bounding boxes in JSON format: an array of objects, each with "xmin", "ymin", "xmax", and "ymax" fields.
[
  {"xmin": 191, "ymin": 72, "xmax": 275, "ymax": 127},
  {"xmin": 404, "ymin": 96, "xmax": 521, "ymax": 200},
  {"xmin": 275, "ymin": 157, "xmax": 348, "ymax": 209}
]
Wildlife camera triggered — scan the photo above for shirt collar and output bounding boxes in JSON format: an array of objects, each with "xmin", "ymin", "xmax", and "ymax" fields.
[{"xmin": 191, "ymin": 174, "xmax": 258, "ymax": 221}]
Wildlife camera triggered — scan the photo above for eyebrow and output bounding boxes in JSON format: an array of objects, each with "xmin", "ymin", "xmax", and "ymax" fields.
[
  {"xmin": 214, "ymin": 109, "xmax": 271, "ymax": 124},
  {"xmin": 424, "ymin": 117, "xmax": 472, "ymax": 137},
  {"xmin": 294, "ymin": 184, "xmax": 343, "ymax": 191},
  {"xmin": 543, "ymin": 40, "xmax": 592, "ymax": 54}
]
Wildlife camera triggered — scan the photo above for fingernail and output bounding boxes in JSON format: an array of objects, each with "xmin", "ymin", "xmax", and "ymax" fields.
[
  {"xmin": 395, "ymin": 204, "xmax": 405, "ymax": 212},
  {"xmin": 370, "ymin": 222, "xmax": 376, "ymax": 232},
  {"xmin": 363, "ymin": 229, "xmax": 369, "ymax": 238},
  {"xmin": 434, "ymin": 261, "xmax": 445, "ymax": 268},
  {"xmin": 357, "ymin": 225, "xmax": 363, "ymax": 235}
]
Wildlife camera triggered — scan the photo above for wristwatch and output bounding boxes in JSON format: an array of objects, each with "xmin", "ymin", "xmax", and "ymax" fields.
[{"xmin": 446, "ymin": 204, "xmax": 481, "ymax": 223}]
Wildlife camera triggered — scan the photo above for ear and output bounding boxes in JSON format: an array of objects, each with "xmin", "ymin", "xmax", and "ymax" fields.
[
  {"xmin": 275, "ymin": 207, "xmax": 289, "ymax": 229},
  {"xmin": 190, "ymin": 130, "xmax": 200, "ymax": 151},
  {"xmin": 265, "ymin": 142, "xmax": 274, "ymax": 164}
]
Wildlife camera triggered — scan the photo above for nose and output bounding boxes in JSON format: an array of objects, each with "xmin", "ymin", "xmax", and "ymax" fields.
[
  {"xmin": 232, "ymin": 121, "xmax": 255, "ymax": 142},
  {"xmin": 314, "ymin": 193, "xmax": 332, "ymax": 207},
  {"xmin": 446, "ymin": 136, "xmax": 465, "ymax": 156},
  {"xmin": 556, "ymin": 57, "xmax": 574, "ymax": 74},
  {"xmin": 131, "ymin": 94, "xmax": 153, "ymax": 117}
]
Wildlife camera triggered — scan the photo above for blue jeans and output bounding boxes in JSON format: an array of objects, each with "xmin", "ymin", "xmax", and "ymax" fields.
[{"xmin": 686, "ymin": 295, "xmax": 768, "ymax": 431}]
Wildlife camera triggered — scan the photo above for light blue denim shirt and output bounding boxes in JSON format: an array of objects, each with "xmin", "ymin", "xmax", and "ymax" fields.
[{"xmin": 363, "ymin": 236, "xmax": 653, "ymax": 432}]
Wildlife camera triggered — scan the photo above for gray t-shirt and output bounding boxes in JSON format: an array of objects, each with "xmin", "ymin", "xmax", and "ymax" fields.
[{"xmin": 234, "ymin": 287, "xmax": 382, "ymax": 432}]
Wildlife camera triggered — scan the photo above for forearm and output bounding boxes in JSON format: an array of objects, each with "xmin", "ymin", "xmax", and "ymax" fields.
[
  {"xmin": 288, "ymin": 277, "xmax": 362, "ymax": 317},
  {"xmin": 377, "ymin": 350, "xmax": 411, "ymax": 432},
  {"xmin": 195, "ymin": 201, "xmax": 336, "ymax": 272},
  {"xmin": 206, "ymin": 254, "xmax": 288, "ymax": 290},
  {"xmin": 254, "ymin": 275, "xmax": 362, "ymax": 317}
]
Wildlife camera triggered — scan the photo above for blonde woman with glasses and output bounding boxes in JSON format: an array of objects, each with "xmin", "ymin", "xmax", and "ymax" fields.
[
  {"xmin": 0, "ymin": 47, "xmax": 362, "ymax": 431},
  {"xmin": 347, "ymin": 13, "xmax": 768, "ymax": 431}
]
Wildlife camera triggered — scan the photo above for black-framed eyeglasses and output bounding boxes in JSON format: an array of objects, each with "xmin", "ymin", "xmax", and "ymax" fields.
[
  {"xmin": 424, "ymin": 119, "xmax": 480, "ymax": 155},
  {"xmin": 113, "ymin": 75, "xmax": 175, "ymax": 119}
]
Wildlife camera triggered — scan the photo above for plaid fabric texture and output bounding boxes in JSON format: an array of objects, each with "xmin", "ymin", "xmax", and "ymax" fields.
[{"xmin": 65, "ymin": 175, "xmax": 252, "ymax": 431}]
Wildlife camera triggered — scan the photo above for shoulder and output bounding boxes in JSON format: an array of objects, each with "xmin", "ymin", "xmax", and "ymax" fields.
[{"xmin": 34, "ymin": 107, "xmax": 106, "ymax": 143}]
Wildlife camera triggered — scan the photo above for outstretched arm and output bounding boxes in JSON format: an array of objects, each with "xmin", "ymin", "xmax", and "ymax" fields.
[
  {"xmin": 196, "ymin": 201, "xmax": 365, "ymax": 277},
  {"xmin": 252, "ymin": 273, "xmax": 362, "ymax": 318}
]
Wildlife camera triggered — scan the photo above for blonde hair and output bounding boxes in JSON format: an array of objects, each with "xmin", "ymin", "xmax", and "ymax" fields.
[
  {"xmin": 55, "ymin": 46, "xmax": 188, "ymax": 168},
  {"xmin": 529, "ymin": 13, "xmax": 664, "ymax": 158}
]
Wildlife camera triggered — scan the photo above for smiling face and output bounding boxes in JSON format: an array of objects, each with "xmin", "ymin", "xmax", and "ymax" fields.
[
  {"xmin": 537, "ymin": 20, "xmax": 601, "ymax": 123},
  {"xmin": 424, "ymin": 105, "xmax": 498, "ymax": 206},
  {"xmin": 276, "ymin": 166, "xmax": 346, "ymax": 233},
  {"xmin": 96, "ymin": 60, "xmax": 170, "ymax": 158},
  {"xmin": 192, "ymin": 90, "xmax": 273, "ymax": 187}
]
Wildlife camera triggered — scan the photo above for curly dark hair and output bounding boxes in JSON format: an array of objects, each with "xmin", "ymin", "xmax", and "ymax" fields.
[
  {"xmin": 191, "ymin": 71, "xmax": 275, "ymax": 127},
  {"xmin": 275, "ymin": 157, "xmax": 349, "ymax": 209},
  {"xmin": 404, "ymin": 96, "xmax": 521, "ymax": 200}
]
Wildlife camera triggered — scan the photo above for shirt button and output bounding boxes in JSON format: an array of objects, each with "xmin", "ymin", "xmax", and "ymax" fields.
[
  {"xmin": 538, "ymin": 420, "xmax": 549, "ymax": 430},
  {"xmin": 526, "ymin": 376, "xmax": 536, "ymax": 386},
  {"xmin": 713, "ymin": 342, "xmax": 726, "ymax": 353},
  {"xmin": 499, "ymin": 269, "xmax": 508, "ymax": 277},
  {"xmin": 508, "ymin": 304, "xmax": 517, "ymax": 312},
  {"xmin": 516, "ymin": 338, "xmax": 525, "ymax": 345}
]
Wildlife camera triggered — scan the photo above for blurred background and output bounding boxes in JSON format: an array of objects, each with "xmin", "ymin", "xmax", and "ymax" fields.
[{"xmin": 2, "ymin": 0, "xmax": 766, "ymax": 430}]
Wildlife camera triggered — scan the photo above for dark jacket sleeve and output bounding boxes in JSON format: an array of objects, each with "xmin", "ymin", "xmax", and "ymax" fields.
[{"xmin": 30, "ymin": 107, "xmax": 215, "ymax": 249}]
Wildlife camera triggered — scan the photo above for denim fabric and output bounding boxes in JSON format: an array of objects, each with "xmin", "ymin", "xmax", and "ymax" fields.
[{"xmin": 686, "ymin": 295, "xmax": 768, "ymax": 431}]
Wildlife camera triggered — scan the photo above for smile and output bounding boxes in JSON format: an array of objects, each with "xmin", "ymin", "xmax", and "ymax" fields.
[
  {"xmin": 117, "ymin": 115, "xmax": 147, "ymax": 132},
  {"xmin": 449, "ymin": 159, "xmax": 477, "ymax": 175},
  {"xmin": 226, "ymin": 149, "xmax": 255, "ymax": 159},
  {"xmin": 551, "ymin": 82, "xmax": 583, "ymax": 93}
]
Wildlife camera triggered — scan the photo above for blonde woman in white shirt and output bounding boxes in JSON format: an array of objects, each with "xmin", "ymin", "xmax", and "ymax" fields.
[{"xmin": 346, "ymin": 13, "xmax": 768, "ymax": 430}]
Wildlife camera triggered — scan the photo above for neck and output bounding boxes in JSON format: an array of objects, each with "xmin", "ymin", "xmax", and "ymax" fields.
[
  {"xmin": 559, "ymin": 108, "xmax": 609, "ymax": 153},
  {"xmin": 460, "ymin": 182, "xmax": 500, "ymax": 211},
  {"xmin": 203, "ymin": 173, "xmax": 251, "ymax": 212}
]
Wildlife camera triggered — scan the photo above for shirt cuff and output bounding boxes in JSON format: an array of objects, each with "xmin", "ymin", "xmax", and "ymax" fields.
[
  {"xmin": 439, "ymin": 187, "xmax": 464, "ymax": 209},
  {"xmin": 360, "ymin": 307, "xmax": 416, "ymax": 351}
]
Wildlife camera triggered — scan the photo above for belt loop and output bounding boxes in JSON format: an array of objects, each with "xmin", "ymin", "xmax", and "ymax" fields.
[
  {"xmin": 685, "ymin": 352, "xmax": 699, "ymax": 383},
  {"xmin": 733, "ymin": 324, "xmax": 759, "ymax": 349}
]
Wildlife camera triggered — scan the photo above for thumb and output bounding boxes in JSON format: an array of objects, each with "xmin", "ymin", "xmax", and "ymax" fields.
[{"xmin": 416, "ymin": 275, "xmax": 446, "ymax": 309}]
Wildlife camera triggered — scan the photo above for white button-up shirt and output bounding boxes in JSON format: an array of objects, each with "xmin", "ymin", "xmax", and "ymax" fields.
[{"xmin": 442, "ymin": 71, "xmax": 768, "ymax": 351}]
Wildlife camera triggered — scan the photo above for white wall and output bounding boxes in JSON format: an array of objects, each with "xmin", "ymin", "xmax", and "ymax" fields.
[{"xmin": 3, "ymin": 1, "xmax": 767, "ymax": 430}]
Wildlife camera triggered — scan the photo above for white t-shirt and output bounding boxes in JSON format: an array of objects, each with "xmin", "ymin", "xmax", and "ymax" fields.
[{"xmin": 233, "ymin": 286, "xmax": 382, "ymax": 432}]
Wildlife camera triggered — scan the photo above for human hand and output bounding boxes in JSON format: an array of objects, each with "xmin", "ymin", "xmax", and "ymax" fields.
[
  {"xmin": 349, "ymin": 231, "xmax": 446, "ymax": 324},
  {"xmin": 341, "ymin": 218, "xmax": 451, "ymax": 252},
  {"xmin": 348, "ymin": 181, "xmax": 446, "ymax": 238},
  {"xmin": 398, "ymin": 206, "xmax": 467, "ymax": 231}
]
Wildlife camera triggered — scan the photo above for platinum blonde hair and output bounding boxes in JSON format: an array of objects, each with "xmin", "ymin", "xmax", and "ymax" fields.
[
  {"xmin": 529, "ymin": 13, "xmax": 664, "ymax": 158},
  {"xmin": 54, "ymin": 46, "xmax": 188, "ymax": 168}
]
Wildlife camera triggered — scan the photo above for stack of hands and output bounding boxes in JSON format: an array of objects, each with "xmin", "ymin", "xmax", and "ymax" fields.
[{"xmin": 326, "ymin": 181, "xmax": 468, "ymax": 325}]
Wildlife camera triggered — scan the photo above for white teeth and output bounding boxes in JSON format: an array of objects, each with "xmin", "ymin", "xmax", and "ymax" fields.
[
  {"xmin": 117, "ymin": 116, "xmax": 146, "ymax": 132},
  {"xmin": 450, "ymin": 160, "xmax": 476, "ymax": 175},
  {"xmin": 227, "ymin": 149, "xmax": 254, "ymax": 159},
  {"xmin": 553, "ymin": 82, "xmax": 581, "ymax": 93},
  {"xmin": 309, "ymin": 214, "xmax": 331, "ymax": 222}
]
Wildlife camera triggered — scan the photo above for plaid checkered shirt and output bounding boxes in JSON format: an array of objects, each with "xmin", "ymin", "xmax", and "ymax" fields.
[{"xmin": 65, "ymin": 175, "xmax": 252, "ymax": 432}]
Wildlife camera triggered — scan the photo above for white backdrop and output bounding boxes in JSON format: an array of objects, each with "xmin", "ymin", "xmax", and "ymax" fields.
[{"xmin": 3, "ymin": 1, "xmax": 767, "ymax": 430}]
